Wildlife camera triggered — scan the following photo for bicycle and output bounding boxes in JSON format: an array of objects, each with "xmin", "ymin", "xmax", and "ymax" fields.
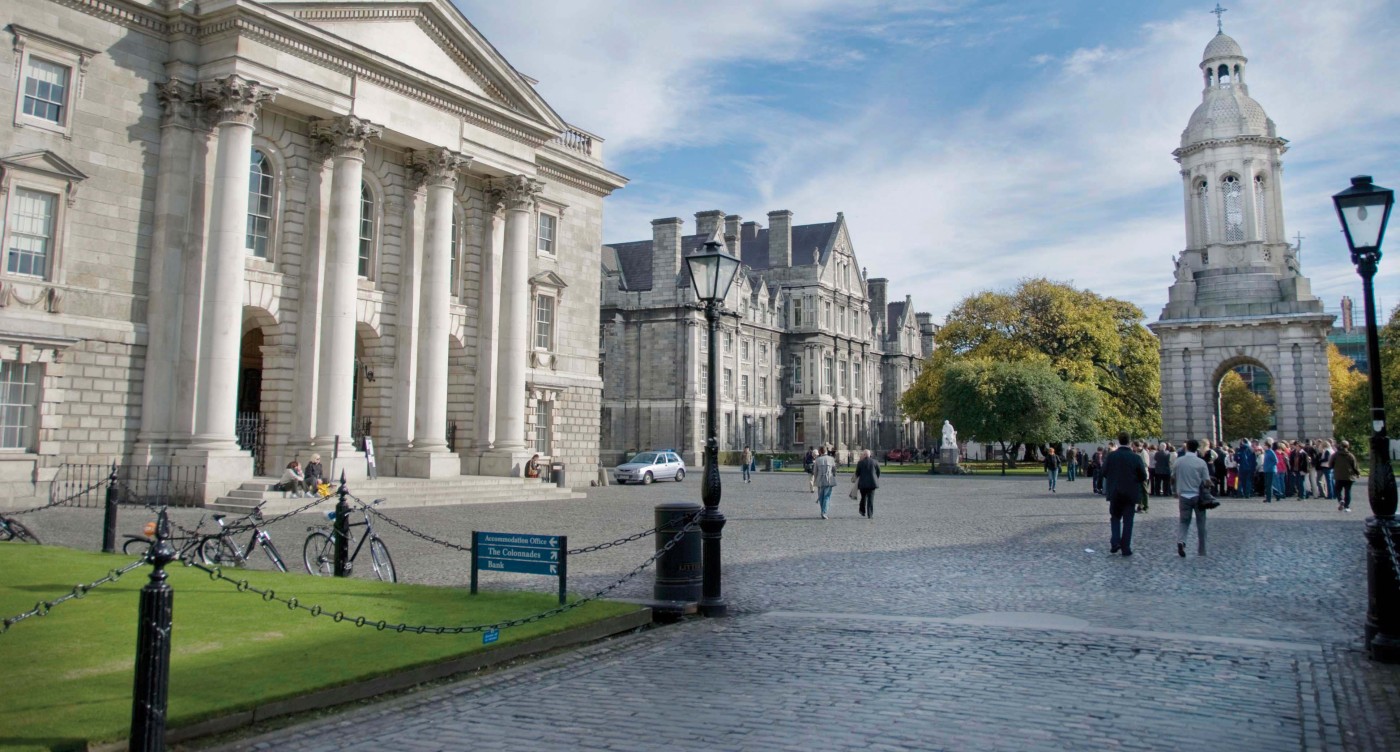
[
  {"xmin": 122, "ymin": 513, "xmax": 215, "ymax": 561},
  {"xmin": 303, "ymin": 498, "xmax": 396, "ymax": 582},
  {"xmin": 0, "ymin": 513, "xmax": 40, "ymax": 544},
  {"xmin": 199, "ymin": 501, "xmax": 287, "ymax": 572}
]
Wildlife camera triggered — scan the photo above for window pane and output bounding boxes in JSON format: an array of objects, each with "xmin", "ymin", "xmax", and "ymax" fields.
[
  {"xmin": 1254, "ymin": 175, "xmax": 1268, "ymax": 242},
  {"xmin": 246, "ymin": 150, "xmax": 274, "ymax": 258},
  {"xmin": 359, "ymin": 183, "xmax": 375, "ymax": 277},
  {"xmin": 23, "ymin": 57, "xmax": 69, "ymax": 125},
  {"xmin": 537, "ymin": 213, "xmax": 556, "ymax": 254},
  {"xmin": 6, "ymin": 189, "xmax": 56, "ymax": 278},
  {"xmin": 1223, "ymin": 176, "xmax": 1244, "ymax": 243},
  {"xmin": 0, "ymin": 361, "xmax": 39, "ymax": 450},
  {"xmin": 534, "ymin": 295, "xmax": 555, "ymax": 350}
]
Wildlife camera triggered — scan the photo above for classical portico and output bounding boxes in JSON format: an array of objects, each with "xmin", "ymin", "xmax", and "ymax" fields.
[{"xmin": 1151, "ymin": 27, "xmax": 1333, "ymax": 442}]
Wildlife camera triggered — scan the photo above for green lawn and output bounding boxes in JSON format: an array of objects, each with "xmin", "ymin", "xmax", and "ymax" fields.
[{"xmin": 0, "ymin": 545, "xmax": 640, "ymax": 751}]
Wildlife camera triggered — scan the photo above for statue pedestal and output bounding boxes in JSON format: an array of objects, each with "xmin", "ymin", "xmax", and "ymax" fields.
[{"xmin": 938, "ymin": 447, "xmax": 963, "ymax": 473}]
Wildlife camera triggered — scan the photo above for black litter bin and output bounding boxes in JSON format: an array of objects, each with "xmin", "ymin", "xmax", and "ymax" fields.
[
  {"xmin": 550, "ymin": 462, "xmax": 566, "ymax": 488},
  {"xmin": 653, "ymin": 501, "xmax": 702, "ymax": 602}
]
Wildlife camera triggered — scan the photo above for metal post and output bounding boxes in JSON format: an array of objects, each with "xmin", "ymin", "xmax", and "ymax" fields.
[
  {"xmin": 699, "ymin": 300, "xmax": 727, "ymax": 617},
  {"xmin": 333, "ymin": 470, "xmax": 351, "ymax": 578},
  {"xmin": 102, "ymin": 462, "xmax": 119, "ymax": 554},
  {"xmin": 557, "ymin": 535, "xmax": 568, "ymax": 606},
  {"xmin": 1357, "ymin": 256, "xmax": 1400, "ymax": 662},
  {"xmin": 129, "ymin": 508, "xmax": 175, "ymax": 751}
]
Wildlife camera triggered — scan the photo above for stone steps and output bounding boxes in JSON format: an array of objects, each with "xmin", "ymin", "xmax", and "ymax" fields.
[{"xmin": 209, "ymin": 475, "xmax": 584, "ymax": 515}]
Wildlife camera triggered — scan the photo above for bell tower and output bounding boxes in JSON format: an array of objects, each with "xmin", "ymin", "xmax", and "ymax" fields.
[{"xmin": 1150, "ymin": 24, "xmax": 1334, "ymax": 442}]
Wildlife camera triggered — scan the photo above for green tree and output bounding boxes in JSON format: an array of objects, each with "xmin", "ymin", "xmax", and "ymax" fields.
[
  {"xmin": 1378, "ymin": 304, "xmax": 1400, "ymax": 438},
  {"xmin": 904, "ymin": 278, "xmax": 1159, "ymax": 438},
  {"xmin": 940, "ymin": 359, "xmax": 1098, "ymax": 475},
  {"xmin": 1329, "ymin": 343, "xmax": 1370, "ymax": 449},
  {"xmin": 1218, "ymin": 370, "xmax": 1272, "ymax": 441}
]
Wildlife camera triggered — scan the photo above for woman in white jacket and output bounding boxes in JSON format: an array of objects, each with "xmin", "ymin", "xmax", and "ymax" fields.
[{"xmin": 278, "ymin": 460, "xmax": 308, "ymax": 498}]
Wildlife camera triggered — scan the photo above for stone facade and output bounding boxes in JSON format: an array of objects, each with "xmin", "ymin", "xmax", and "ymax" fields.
[
  {"xmin": 1150, "ymin": 28, "xmax": 1333, "ymax": 442},
  {"xmin": 600, "ymin": 210, "xmax": 933, "ymax": 466},
  {"xmin": 0, "ymin": 0, "xmax": 625, "ymax": 503}
]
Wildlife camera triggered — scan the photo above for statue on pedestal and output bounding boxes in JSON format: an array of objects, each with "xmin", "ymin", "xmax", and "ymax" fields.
[{"xmin": 941, "ymin": 420, "xmax": 957, "ymax": 448}]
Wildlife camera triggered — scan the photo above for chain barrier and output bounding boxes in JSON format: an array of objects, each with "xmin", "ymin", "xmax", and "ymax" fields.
[
  {"xmin": 6, "ymin": 478, "xmax": 110, "ymax": 517},
  {"xmin": 347, "ymin": 490, "xmax": 693, "ymax": 558},
  {"xmin": 0, "ymin": 557, "xmax": 149, "ymax": 635},
  {"xmin": 183, "ymin": 511, "xmax": 702, "ymax": 635}
]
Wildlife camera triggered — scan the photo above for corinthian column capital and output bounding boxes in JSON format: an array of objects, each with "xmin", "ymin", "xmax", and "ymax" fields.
[
  {"xmin": 157, "ymin": 79, "xmax": 197, "ymax": 128},
  {"xmin": 311, "ymin": 115, "xmax": 383, "ymax": 161},
  {"xmin": 410, "ymin": 148, "xmax": 470, "ymax": 189},
  {"xmin": 488, "ymin": 174, "xmax": 544, "ymax": 212},
  {"xmin": 197, "ymin": 75, "xmax": 276, "ymax": 127}
]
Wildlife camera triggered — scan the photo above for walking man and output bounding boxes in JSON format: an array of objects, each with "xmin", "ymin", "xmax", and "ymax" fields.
[
  {"xmin": 1044, "ymin": 447, "xmax": 1061, "ymax": 493},
  {"xmin": 1261, "ymin": 441, "xmax": 1278, "ymax": 503},
  {"xmin": 741, "ymin": 446, "xmax": 753, "ymax": 483},
  {"xmin": 1173, "ymin": 439, "xmax": 1212, "ymax": 557},
  {"xmin": 1333, "ymin": 440, "xmax": 1360, "ymax": 512},
  {"xmin": 1153, "ymin": 444, "xmax": 1171, "ymax": 497},
  {"xmin": 803, "ymin": 447, "xmax": 816, "ymax": 493},
  {"xmin": 1103, "ymin": 432, "xmax": 1147, "ymax": 557},
  {"xmin": 854, "ymin": 449, "xmax": 880, "ymax": 518},
  {"xmin": 813, "ymin": 447, "xmax": 837, "ymax": 519},
  {"xmin": 1066, "ymin": 447, "xmax": 1078, "ymax": 482}
]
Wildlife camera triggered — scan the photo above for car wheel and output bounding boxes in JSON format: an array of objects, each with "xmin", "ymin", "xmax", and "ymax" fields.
[
  {"xmin": 642, "ymin": 472, "xmax": 653, "ymax": 485},
  {"xmin": 674, "ymin": 469, "xmax": 685, "ymax": 482}
]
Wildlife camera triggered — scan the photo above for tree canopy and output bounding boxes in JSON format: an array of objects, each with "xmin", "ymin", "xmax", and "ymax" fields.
[
  {"xmin": 1218, "ymin": 370, "xmax": 1272, "ymax": 441},
  {"xmin": 903, "ymin": 278, "xmax": 1159, "ymax": 439},
  {"xmin": 1328, "ymin": 343, "xmax": 1370, "ymax": 449}
]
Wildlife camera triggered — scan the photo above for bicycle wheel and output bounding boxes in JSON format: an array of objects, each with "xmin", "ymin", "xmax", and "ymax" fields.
[
  {"xmin": 122, "ymin": 537, "xmax": 151, "ymax": 557},
  {"xmin": 200, "ymin": 536, "xmax": 238, "ymax": 566},
  {"xmin": 3, "ymin": 518, "xmax": 40, "ymax": 544},
  {"xmin": 368, "ymin": 537, "xmax": 396, "ymax": 583},
  {"xmin": 261, "ymin": 537, "xmax": 288, "ymax": 573},
  {"xmin": 303, "ymin": 531, "xmax": 335, "ymax": 576}
]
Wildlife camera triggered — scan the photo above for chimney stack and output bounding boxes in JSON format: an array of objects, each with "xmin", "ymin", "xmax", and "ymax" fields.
[
  {"xmin": 767, "ymin": 210, "xmax": 793, "ymax": 268},
  {"xmin": 1341, "ymin": 295, "xmax": 1354, "ymax": 333},
  {"xmin": 695, "ymin": 210, "xmax": 724, "ymax": 243},
  {"xmin": 724, "ymin": 214, "xmax": 742, "ymax": 258},
  {"xmin": 651, "ymin": 217, "xmax": 684, "ymax": 291}
]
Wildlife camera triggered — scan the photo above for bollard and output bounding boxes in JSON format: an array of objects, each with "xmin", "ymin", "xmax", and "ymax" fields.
[
  {"xmin": 102, "ymin": 463, "xmax": 119, "ymax": 554},
  {"xmin": 333, "ymin": 471, "xmax": 350, "ymax": 577},
  {"xmin": 129, "ymin": 508, "xmax": 175, "ymax": 751},
  {"xmin": 653, "ymin": 501, "xmax": 702, "ymax": 604}
]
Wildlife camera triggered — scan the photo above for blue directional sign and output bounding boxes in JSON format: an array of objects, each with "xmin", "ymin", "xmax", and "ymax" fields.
[
  {"xmin": 470, "ymin": 531, "xmax": 568, "ymax": 604},
  {"xmin": 482, "ymin": 628, "xmax": 499, "ymax": 645}
]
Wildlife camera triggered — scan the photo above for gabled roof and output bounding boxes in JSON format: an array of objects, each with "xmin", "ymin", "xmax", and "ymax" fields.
[
  {"xmin": 886, "ymin": 301, "xmax": 908, "ymax": 334},
  {"xmin": 739, "ymin": 222, "xmax": 838, "ymax": 270}
]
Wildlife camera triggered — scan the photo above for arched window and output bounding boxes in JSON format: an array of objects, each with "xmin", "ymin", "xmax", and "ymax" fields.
[
  {"xmin": 1196, "ymin": 181, "xmax": 1211, "ymax": 244},
  {"xmin": 1218, "ymin": 64, "xmax": 1231, "ymax": 86},
  {"xmin": 358, "ymin": 182, "xmax": 375, "ymax": 278},
  {"xmin": 1254, "ymin": 175, "xmax": 1268, "ymax": 242},
  {"xmin": 1222, "ymin": 176, "xmax": 1244, "ymax": 242},
  {"xmin": 246, "ymin": 149, "xmax": 273, "ymax": 258}
]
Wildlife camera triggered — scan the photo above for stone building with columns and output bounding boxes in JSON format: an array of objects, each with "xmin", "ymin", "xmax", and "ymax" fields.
[
  {"xmin": 0, "ymin": 0, "xmax": 625, "ymax": 502},
  {"xmin": 1150, "ymin": 26, "xmax": 1332, "ymax": 442},
  {"xmin": 599, "ymin": 210, "xmax": 933, "ymax": 466}
]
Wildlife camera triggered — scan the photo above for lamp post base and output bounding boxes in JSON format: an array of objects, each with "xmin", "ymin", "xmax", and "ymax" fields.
[{"xmin": 1364, "ymin": 515, "xmax": 1400, "ymax": 664}]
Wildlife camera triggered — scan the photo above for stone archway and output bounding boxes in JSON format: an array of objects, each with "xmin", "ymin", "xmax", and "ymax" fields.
[
  {"xmin": 238, "ymin": 307, "xmax": 280, "ymax": 475},
  {"xmin": 1210, "ymin": 356, "xmax": 1276, "ymax": 443}
]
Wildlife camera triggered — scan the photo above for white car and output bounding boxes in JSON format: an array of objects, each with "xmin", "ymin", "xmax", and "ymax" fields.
[{"xmin": 614, "ymin": 451, "xmax": 686, "ymax": 485}]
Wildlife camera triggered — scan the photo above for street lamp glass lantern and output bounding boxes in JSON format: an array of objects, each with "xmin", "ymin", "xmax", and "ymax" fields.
[
  {"xmin": 1333, "ymin": 175, "xmax": 1394, "ymax": 254},
  {"xmin": 686, "ymin": 244, "xmax": 742, "ymax": 303}
]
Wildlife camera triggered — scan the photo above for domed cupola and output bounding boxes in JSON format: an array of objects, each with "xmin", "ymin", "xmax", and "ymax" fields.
[{"xmin": 1181, "ymin": 31, "xmax": 1277, "ymax": 146}]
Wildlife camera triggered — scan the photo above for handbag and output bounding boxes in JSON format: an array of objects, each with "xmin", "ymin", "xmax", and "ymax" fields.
[
  {"xmin": 848, "ymin": 483, "xmax": 859, "ymax": 500},
  {"xmin": 1198, "ymin": 479, "xmax": 1220, "ymax": 509}
]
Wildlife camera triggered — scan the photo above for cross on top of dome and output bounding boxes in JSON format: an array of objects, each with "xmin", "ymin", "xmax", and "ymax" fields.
[{"xmin": 1212, "ymin": 3, "xmax": 1227, "ymax": 33}]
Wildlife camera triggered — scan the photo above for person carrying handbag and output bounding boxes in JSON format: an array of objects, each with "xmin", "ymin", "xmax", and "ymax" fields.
[
  {"xmin": 1172, "ymin": 439, "xmax": 1213, "ymax": 557},
  {"xmin": 854, "ymin": 449, "xmax": 881, "ymax": 519}
]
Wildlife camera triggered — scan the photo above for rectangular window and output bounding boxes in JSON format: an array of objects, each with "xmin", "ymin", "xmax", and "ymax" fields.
[
  {"xmin": 791, "ymin": 298, "xmax": 803, "ymax": 329},
  {"xmin": 759, "ymin": 343, "xmax": 769, "ymax": 364},
  {"xmin": 6, "ymin": 188, "xmax": 57, "ymax": 278},
  {"xmin": 741, "ymin": 338, "xmax": 750, "ymax": 362},
  {"xmin": 838, "ymin": 305, "xmax": 846, "ymax": 334},
  {"xmin": 723, "ymin": 368, "xmax": 733, "ymax": 398},
  {"xmin": 759, "ymin": 416, "xmax": 768, "ymax": 449},
  {"xmin": 724, "ymin": 331, "xmax": 733, "ymax": 354},
  {"xmin": 824, "ymin": 301, "xmax": 832, "ymax": 329},
  {"xmin": 358, "ymin": 185, "xmax": 374, "ymax": 278},
  {"xmin": 794, "ymin": 414, "xmax": 805, "ymax": 445},
  {"xmin": 854, "ymin": 362, "xmax": 863, "ymax": 397},
  {"xmin": 533, "ymin": 401, "xmax": 552, "ymax": 454},
  {"xmin": 699, "ymin": 329, "xmax": 708, "ymax": 353},
  {"xmin": 824, "ymin": 357, "xmax": 834, "ymax": 395},
  {"xmin": 759, "ymin": 376, "xmax": 768, "ymax": 405},
  {"xmin": 537, "ymin": 212, "xmax": 556, "ymax": 255},
  {"xmin": 22, "ymin": 57, "xmax": 69, "ymax": 126},
  {"xmin": 534, "ymin": 294, "xmax": 555, "ymax": 351},
  {"xmin": 0, "ymin": 361, "xmax": 40, "ymax": 450},
  {"xmin": 792, "ymin": 355, "xmax": 802, "ymax": 390},
  {"xmin": 740, "ymin": 374, "xmax": 750, "ymax": 402},
  {"xmin": 700, "ymin": 364, "xmax": 708, "ymax": 394},
  {"xmin": 839, "ymin": 361, "xmax": 848, "ymax": 396}
]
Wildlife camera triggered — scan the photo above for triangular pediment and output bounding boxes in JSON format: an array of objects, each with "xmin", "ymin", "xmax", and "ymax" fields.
[
  {"xmin": 529, "ymin": 270, "xmax": 568, "ymax": 292},
  {"xmin": 266, "ymin": 0, "xmax": 565, "ymax": 130},
  {"xmin": 0, "ymin": 150, "xmax": 87, "ymax": 182}
]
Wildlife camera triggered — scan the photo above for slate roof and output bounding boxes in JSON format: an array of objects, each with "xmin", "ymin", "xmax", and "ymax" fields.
[
  {"xmin": 886, "ymin": 301, "xmax": 907, "ymax": 333},
  {"xmin": 608, "ymin": 221, "xmax": 839, "ymax": 291}
]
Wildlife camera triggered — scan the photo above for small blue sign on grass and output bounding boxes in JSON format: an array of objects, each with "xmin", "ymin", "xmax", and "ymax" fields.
[{"xmin": 482, "ymin": 628, "xmax": 499, "ymax": 645}]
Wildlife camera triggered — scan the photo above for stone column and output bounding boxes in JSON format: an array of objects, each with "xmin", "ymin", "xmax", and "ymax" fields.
[
  {"xmin": 480, "ymin": 175, "xmax": 542, "ymax": 477},
  {"xmin": 401, "ymin": 149, "xmax": 469, "ymax": 477},
  {"xmin": 136, "ymin": 79, "xmax": 197, "ymax": 460},
  {"xmin": 467, "ymin": 202, "xmax": 506, "ymax": 472},
  {"xmin": 311, "ymin": 115, "xmax": 380, "ymax": 476}
]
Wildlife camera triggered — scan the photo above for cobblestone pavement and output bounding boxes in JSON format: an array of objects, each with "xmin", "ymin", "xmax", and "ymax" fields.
[{"xmin": 16, "ymin": 470, "xmax": 1400, "ymax": 750}]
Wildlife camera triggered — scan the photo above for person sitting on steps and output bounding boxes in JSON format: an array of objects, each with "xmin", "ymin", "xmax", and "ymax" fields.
[{"xmin": 277, "ymin": 460, "xmax": 308, "ymax": 498}]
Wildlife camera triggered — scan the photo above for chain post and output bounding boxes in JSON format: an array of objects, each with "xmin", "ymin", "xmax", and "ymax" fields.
[
  {"xmin": 102, "ymin": 462, "xmax": 119, "ymax": 554},
  {"xmin": 334, "ymin": 470, "xmax": 350, "ymax": 578},
  {"xmin": 129, "ymin": 508, "xmax": 175, "ymax": 751}
]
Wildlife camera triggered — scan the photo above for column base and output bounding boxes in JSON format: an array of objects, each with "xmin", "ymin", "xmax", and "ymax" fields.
[
  {"xmin": 396, "ymin": 451, "xmax": 462, "ymax": 479},
  {"xmin": 479, "ymin": 449, "xmax": 534, "ymax": 478},
  {"xmin": 171, "ymin": 447, "xmax": 255, "ymax": 505}
]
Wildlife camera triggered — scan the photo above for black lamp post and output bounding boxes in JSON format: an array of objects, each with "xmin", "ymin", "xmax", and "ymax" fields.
[
  {"xmin": 1333, "ymin": 174, "xmax": 1399, "ymax": 663},
  {"xmin": 685, "ymin": 228, "xmax": 741, "ymax": 618}
]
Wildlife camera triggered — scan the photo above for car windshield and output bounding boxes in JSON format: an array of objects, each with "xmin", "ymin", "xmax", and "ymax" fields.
[{"xmin": 628, "ymin": 453, "xmax": 660, "ymax": 465}]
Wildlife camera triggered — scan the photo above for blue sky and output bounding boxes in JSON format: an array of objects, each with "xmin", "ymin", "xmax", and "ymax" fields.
[{"xmin": 460, "ymin": 0, "xmax": 1400, "ymax": 323}]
